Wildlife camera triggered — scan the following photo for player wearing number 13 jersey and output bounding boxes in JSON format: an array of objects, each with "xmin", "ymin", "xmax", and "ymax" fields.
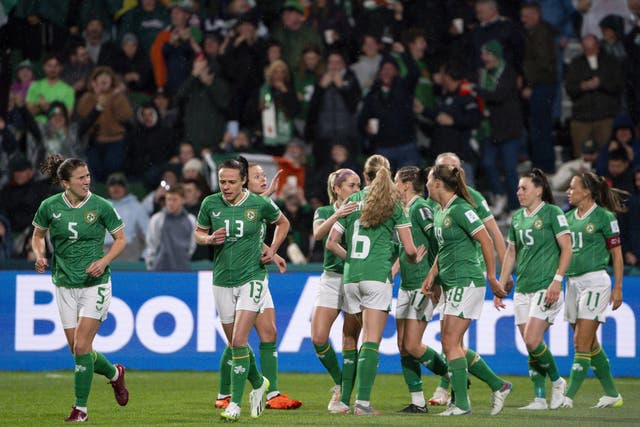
[
  {"xmin": 560, "ymin": 172, "xmax": 627, "ymax": 409},
  {"xmin": 327, "ymin": 155, "xmax": 424, "ymax": 415},
  {"xmin": 194, "ymin": 157, "xmax": 290, "ymax": 422},
  {"xmin": 31, "ymin": 155, "xmax": 129, "ymax": 423}
]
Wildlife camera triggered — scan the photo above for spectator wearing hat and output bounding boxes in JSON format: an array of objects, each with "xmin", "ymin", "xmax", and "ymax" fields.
[
  {"xmin": 77, "ymin": 66, "xmax": 134, "ymax": 182},
  {"xmin": 271, "ymin": 0, "xmax": 324, "ymax": 70},
  {"xmin": 595, "ymin": 113, "xmax": 640, "ymax": 176},
  {"xmin": 550, "ymin": 139, "xmax": 599, "ymax": 192},
  {"xmin": 476, "ymin": 39, "xmax": 523, "ymax": 215},
  {"xmin": 565, "ymin": 34, "xmax": 624, "ymax": 157},
  {"xmin": 599, "ymin": 14, "xmax": 627, "ymax": 63},
  {"xmin": 359, "ymin": 53, "xmax": 420, "ymax": 170},
  {"xmin": 82, "ymin": 15, "xmax": 118, "ymax": 66},
  {"xmin": 305, "ymin": 49, "xmax": 361, "ymax": 167},
  {"xmin": 9, "ymin": 60, "xmax": 34, "ymax": 107},
  {"xmin": 0, "ymin": 155, "xmax": 51, "ymax": 236},
  {"xmin": 25, "ymin": 53, "xmax": 74, "ymax": 124},
  {"xmin": 112, "ymin": 33, "xmax": 155, "ymax": 104},
  {"xmin": 150, "ymin": 0, "xmax": 202, "ymax": 96},
  {"xmin": 145, "ymin": 183, "xmax": 196, "ymax": 271},
  {"xmin": 60, "ymin": 42, "xmax": 94, "ymax": 95},
  {"xmin": 118, "ymin": 0, "xmax": 171, "ymax": 55},
  {"xmin": 219, "ymin": 10, "xmax": 267, "ymax": 128},
  {"xmin": 521, "ymin": 2, "xmax": 557, "ymax": 174},
  {"xmin": 104, "ymin": 172, "xmax": 150, "ymax": 261}
]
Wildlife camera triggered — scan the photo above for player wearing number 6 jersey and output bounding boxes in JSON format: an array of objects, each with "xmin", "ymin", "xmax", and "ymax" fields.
[
  {"xmin": 326, "ymin": 154, "xmax": 426, "ymax": 415},
  {"xmin": 194, "ymin": 157, "xmax": 290, "ymax": 422},
  {"xmin": 423, "ymin": 164, "xmax": 508, "ymax": 416},
  {"xmin": 497, "ymin": 169, "xmax": 572, "ymax": 411},
  {"xmin": 31, "ymin": 154, "xmax": 129, "ymax": 423},
  {"xmin": 560, "ymin": 172, "xmax": 627, "ymax": 409}
]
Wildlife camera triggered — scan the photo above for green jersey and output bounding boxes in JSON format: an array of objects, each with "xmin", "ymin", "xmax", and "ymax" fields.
[
  {"xmin": 434, "ymin": 195, "xmax": 485, "ymax": 288},
  {"xmin": 313, "ymin": 204, "xmax": 344, "ymax": 274},
  {"xmin": 566, "ymin": 204, "xmax": 620, "ymax": 276},
  {"xmin": 507, "ymin": 202, "xmax": 570, "ymax": 293},
  {"xmin": 466, "ymin": 186, "xmax": 493, "ymax": 269},
  {"xmin": 197, "ymin": 191, "xmax": 281, "ymax": 287},
  {"xmin": 32, "ymin": 192, "xmax": 124, "ymax": 288},
  {"xmin": 336, "ymin": 194, "xmax": 410, "ymax": 283},
  {"xmin": 398, "ymin": 196, "xmax": 435, "ymax": 290}
]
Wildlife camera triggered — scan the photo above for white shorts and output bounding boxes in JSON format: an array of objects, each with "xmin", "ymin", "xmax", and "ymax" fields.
[
  {"xmin": 56, "ymin": 281, "xmax": 111, "ymax": 329},
  {"xmin": 213, "ymin": 277, "xmax": 270, "ymax": 324},
  {"xmin": 314, "ymin": 271, "xmax": 344, "ymax": 310},
  {"xmin": 261, "ymin": 289, "xmax": 274, "ymax": 312},
  {"xmin": 565, "ymin": 270, "xmax": 611, "ymax": 324},
  {"xmin": 442, "ymin": 285, "xmax": 485, "ymax": 320},
  {"xmin": 396, "ymin": 288, "xmax": 436, "ymax": 321},
  {"xmin": 343, "ymin": 280, "xmax": 392, "ymax": 314},
  {"xmin": 514, "ymin": 290, "xmax": 564, "ymax": 325}
]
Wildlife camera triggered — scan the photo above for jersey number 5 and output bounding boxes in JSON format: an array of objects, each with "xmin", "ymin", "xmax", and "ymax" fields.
[{"xmin": 68, "ymin": 222, "xmax": 78, "ymax": 240}]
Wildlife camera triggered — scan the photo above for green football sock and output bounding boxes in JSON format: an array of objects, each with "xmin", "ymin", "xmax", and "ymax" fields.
[
  {"xmin": 218, "ymin": 346, "xmax": 232, "ymax": 396},
  {"xmin": 92, "ymin": 351, "xmax": 116, "ymax": 379},
  {"xmin": 401, "ymin": 355, "xmax": 423, "ymax": 392},
  {"xmin": 260, "ymin": 342, "xmax": 279, "ymax": 393},
  {"xmin": 448, "ymin": 357, "xmax": 470, "ymax": 410},
  {"xmin": 530, "ymin": 342, "xmax": 560, "ymax": 382},
  {"xmin": 465, "ymin": 349, "xmax": 504, "ymax": 392},
  {"xmin": 314, "ymin": 342, "xmax": 342, "ymax": 386},
  {"xmin": 419, "ymin": 347, "xmax": 448, "ymax": 376},
  {"xmin": 230, "ymin": 346, "xmax": 251, "ymax": 405},
  {"xmin": 590, "ymin": 344, "xmax": 619, "ymax": 397},
  {"xmin": 340, "ymin": 348, "xmax": 357, "ymax": 406},
  {"xmin": 74, "ymin": 353, "xmax": 94, "ymax": 407},
  {"xmin": 247, "ymin": 347, "xmax": 263, "ymax": 389},
  {"xmin": 528, "ymin": 358, "xmax": 546, "ymax": 398},
  {"xmin": 355, "ymin": 342, "xmax": 379, "ymax": 401},
  {"xmin": 565, "ymin": 352, "xmax": 590, "ymax": 399}
]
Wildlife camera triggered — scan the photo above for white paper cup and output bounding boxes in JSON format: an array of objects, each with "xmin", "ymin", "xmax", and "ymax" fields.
[{"xmin": 368, "ymin": 118, "xmax": 379, "ymax": 135}]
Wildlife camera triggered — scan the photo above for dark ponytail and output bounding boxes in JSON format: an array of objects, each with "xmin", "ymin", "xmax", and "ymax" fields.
[
  {"xmin": 525, "ymin": 168, "xmax": 554, "ymax": 204},
  {"xmin": 41, "ymin": 154, "xmax": 87, "ymax": 185},
  {"xmin": 579, "ymin": 172, "xmax": 628, "ymax": 213}
]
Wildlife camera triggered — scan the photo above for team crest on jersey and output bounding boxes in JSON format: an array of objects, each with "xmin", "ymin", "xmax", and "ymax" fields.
[
  {"xmin": 244, "ymin": 208, "xmax": 257, "ymax": 222},
  {"xmin": 533, "ymin": 218, "xmax": 543, "ymax": 230},
  {"xmin": 585, "ymin": 222, "xmax": 595, "ymax": 234},
  {"xmin": 84, "ymin": 211, "xmax": 98, "ymax": 224},
  {"xmin": 443, "ymin": 216, "xmax": 452, "ymax": 228}
]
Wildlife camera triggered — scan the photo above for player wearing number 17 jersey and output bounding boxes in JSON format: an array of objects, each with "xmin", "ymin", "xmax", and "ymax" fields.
[
  {"xmin": 497, "ymin": 169, "xmax": 572, "ymax": 410},
  {"xmin": 31, "ymin": 155, "xmax": 129, "ymax": 423},
  {"xmin": 560, "ymin": 172, "xmax": 627, "ymax": 409}
]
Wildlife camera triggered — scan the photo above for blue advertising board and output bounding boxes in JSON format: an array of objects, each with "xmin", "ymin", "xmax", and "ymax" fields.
[{"xmin": 0, "ymin": 271, "xmax": 638, "ymax": 375}]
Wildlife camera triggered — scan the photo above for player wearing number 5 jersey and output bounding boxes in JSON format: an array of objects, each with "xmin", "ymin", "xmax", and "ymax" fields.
[
  {"xmin": 194, "ymin": 157, "xmax": 290, "ymax": 422},
  {"xmin": 560, "ymin": 172, "xmax": 628, "ymax": 409},
  {"xmin": 31, "ymin": 155, "xmax": 129, "ymax": 423},
  {"xmin": 497, "ymin": 169, "xmax": 572, "ymax": 411},
  {"xmin": 423, "ymin": 164, "xmax": 508, "ymax": 416},
  {"xmin": 327, "ymin": 154, "xmax": 426, "ymax": 415}
]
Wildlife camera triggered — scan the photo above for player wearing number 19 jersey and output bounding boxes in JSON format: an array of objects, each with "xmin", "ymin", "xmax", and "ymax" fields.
[
  {"xmin": 561, "ymin": 172, "xmax": 626, "ymax": 409},
  {"xmin": 31, "ymin": 155, "xmax": 128, "ymax": 423}
]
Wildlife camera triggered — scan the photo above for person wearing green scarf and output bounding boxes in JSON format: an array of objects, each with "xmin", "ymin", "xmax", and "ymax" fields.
[{"xmin": 476, "ymin": 39, "xmax": 524, "ymax": 217}]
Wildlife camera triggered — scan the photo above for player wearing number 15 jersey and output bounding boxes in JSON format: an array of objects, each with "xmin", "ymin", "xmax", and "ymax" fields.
[
  {"xmin": 326, "ymin": 154, "xmax": 425, "ymax": 415},
  {"xmin": 194, "ymin": 157, "xmax": 290, "ymax": 422},
  {"xmin": 31, "ymin": 155, "xmax": 129, "ymax": 423},
  {"xmin": 561, "ymin": 172, "xmax": 627, "ymax": 409},
  {"xmin": 498, "ymin": 169, "xmax": 572, "ymax": 411}
]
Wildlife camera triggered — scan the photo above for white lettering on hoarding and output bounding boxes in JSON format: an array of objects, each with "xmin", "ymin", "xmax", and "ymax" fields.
[
  {"xmin": 136, "ymin": 296, "xmax": 194, "ymax": 353},
  {"xmin": 93, "ymin": 297, "xmax": 134, "ymax": 352}
]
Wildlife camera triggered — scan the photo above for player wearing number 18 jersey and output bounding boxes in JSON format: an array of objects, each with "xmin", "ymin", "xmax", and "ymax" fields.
[
  {"xmin": 31, "ymin": 155, "xmax": 129, "ymax": 423},
  {"xmin": 561, "ymin": 172, "xmax": 627, "ymax": 409},
  {"xmin": 498, "ymin": 169, "xmax": 572, "ymax": 410},
  {"xmin": 326, "ymin": 155, "xmax": 425, "ymax": 415}
]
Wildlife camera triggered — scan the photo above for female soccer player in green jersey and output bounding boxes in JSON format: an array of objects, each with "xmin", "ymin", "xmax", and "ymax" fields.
[
  {"xmin": 326, "ymin": 154, "xmax": 426, "ymax": 415},
  {"xmin": 31, "ymin": 154, "xmax": 129, "ymax": 422},
  {"xmin": 560, "ymin": 172, "xmax": 627, "ymax": 409},
  {"xmin": 497, "ymin": 169, "xmax": 573, "ymax": 410},
  {"xmin": 392, "ymin": 166, "xmax": 448, "ymax": 413},
  {"xmin": 215, "ymin": 164, "xmax": 302, "ymax": 410},
  {"xmin": 194, "ymin": 157, "xmax": 290, "ymax": 422},
  {"xmin": 310, "ymin": 168, "xmax": 361, "ymax": 413},
  {"xmin": 423, "ymin": 164, "xmax": 508, "ymax": 416}
]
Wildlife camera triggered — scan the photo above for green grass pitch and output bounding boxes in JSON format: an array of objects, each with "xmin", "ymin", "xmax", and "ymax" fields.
[{"xmin": 0, "ymin": 371, "xmax": 638, "ymax": 426}]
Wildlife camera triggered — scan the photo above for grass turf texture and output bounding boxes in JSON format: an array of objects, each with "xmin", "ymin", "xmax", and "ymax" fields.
[{"xmin": 0, "ymin": 372, "xmax": 637, "ymax": 426}]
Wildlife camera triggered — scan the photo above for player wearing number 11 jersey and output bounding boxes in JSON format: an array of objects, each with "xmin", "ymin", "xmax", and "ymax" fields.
[
  {"xmin": 31, "ymin": 155, "xmax": 129, "ymax": 423},
  {"xmin": 560, "ymin": 172, "xmax": 627, "ymax": 409}
]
